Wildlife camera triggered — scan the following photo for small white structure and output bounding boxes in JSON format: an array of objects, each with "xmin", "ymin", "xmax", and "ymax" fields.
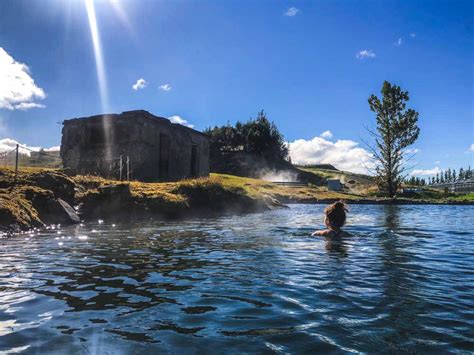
[{"xmin": 327, "ymin": 179, "xmax": 343, "ymax": 191}]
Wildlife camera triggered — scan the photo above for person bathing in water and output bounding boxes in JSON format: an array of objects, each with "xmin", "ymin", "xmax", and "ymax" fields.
[{"xmin": 312, "ymin": 201, "xmax": 351, "ymax": 238}]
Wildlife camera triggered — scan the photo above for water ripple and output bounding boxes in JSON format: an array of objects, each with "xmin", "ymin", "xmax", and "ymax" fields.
[{"xmin": 0, "ymin": 204, "xmax": 473, "ymax": 352}]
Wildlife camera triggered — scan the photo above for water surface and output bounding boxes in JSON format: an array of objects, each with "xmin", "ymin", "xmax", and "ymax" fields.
[{"xmin": 1, "ymin": 205, "xmax": 473, "ymax": 353}]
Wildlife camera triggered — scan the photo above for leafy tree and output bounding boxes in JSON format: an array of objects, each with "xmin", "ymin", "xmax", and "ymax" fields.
[
  {"xmin": 205, "ymin": 110, "xmax": 289, "ymax": 167},
  {"xmin": 452, "ymin": 169, "xmax": 457, "ymax": 182},
  {"xmin": 368, "ymin": 81, "xmax": 420, "ymax": 197},
  {"xmin": 440, "ymin": 173, "xmax": 445, "ymax": 183},
  {"xmin": 435, "ymin": 173, "xmax": 440, "ymax": 184},
  {"xmin": 459, "ymin": 168, "xmax": 465, "ymax": 181}
]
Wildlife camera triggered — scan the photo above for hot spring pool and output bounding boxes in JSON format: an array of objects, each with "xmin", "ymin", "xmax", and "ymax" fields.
[{"xmin": 1, "ymin": 204, "xmax": 473, "ymax": 352}]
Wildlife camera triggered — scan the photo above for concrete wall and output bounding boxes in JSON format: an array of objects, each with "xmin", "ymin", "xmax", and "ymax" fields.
[{"xmin": 61, "ymin": 110, "xmax": 209, "ymax": 182}]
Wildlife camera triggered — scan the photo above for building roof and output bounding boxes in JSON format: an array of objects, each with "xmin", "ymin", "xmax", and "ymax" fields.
[{"xmin": 63, "ymin": 110, "xmax": 208, "ymax": 137}]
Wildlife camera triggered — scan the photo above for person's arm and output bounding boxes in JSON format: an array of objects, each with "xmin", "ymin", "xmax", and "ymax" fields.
[{"xmin": 312, "ymin": 230, "xmax": 328, "ymax": 236}]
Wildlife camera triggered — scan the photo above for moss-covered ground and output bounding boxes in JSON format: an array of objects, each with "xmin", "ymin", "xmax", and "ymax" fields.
[{"xmin": 1, "ymin": 167, "xmax": 473, "ymax": 232}]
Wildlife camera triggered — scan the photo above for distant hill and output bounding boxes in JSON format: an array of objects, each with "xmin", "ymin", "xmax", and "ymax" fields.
[
  {"xmin": 300, "ymin": 164, "xmax": 338, "ymax": 171},
  {"xmin": 296, "ymin": 165, "xmax": 375, "ymax": 194}
]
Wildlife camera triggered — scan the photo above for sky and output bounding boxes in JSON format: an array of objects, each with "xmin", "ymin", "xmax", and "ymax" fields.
[{"xmin": 0, "ymin": 0, "xmax": 472, "ymax": 175}]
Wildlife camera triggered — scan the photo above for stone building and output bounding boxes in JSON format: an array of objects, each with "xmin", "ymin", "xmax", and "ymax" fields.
[{"xmin": 60, "ymin": 110, "xmax": 209, "ymax": 182}]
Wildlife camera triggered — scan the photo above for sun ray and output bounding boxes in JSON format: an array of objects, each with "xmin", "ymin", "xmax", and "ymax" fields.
[
  {"xmin": 85, "ymin": 0, "xmax": 109, "ymax": 113},
  {"xmin": 85, "ymin": 0, "xmax": 113, "ymax": 163}
]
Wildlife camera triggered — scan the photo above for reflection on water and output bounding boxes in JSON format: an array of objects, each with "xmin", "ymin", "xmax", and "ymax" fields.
[{"xmin": 0, "ymin": 205, "xmax": 473, "ymax": 353}]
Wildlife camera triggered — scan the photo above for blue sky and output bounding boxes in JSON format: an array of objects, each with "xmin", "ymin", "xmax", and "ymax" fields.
[{"xmin": 0, "ymin": 0, "xmax": 472, "ymax": 174}]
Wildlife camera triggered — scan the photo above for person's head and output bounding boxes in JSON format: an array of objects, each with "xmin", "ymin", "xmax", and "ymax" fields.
[{"xmin": 324, "ymin": 201, "xmax": 347, "ymax": 230}]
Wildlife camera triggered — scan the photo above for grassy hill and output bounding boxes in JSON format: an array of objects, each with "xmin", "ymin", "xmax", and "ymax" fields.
[{"xmin": 296, "ymin": 165, "xmax": 376, "ymax": 194}]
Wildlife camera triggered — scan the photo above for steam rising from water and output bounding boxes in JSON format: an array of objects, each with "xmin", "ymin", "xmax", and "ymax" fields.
[{"xmin": 259, "ymin": 170, "xmax": 298, "ymax": 182}]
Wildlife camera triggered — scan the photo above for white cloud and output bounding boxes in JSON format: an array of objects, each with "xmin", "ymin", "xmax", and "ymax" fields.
[
  {"xmin": 410, "ymin": 33, "xmax": 416, "ymax": 38},
  {"xmin": 44, "ymin": 146, "xmax": 60, "ymax": 152},
  {"xmin": 0, "ymin": 47, "xmax": 46, "ymax": 110},
  {"xmin": 468, "ymin": 144, "xmax": 474, "ymax": 152},
  {"xmin": 0, "ymin": 138, "xmax": 59, "ymax": 156},
  {"xmin": 159, "ymin": 84, "xmax": 172, "ymax": 92},
  {"xmin": 288, "ymin": 136, "xmax": 374, "ymax": 174},
  {"xmin": 284, "ymin": 7, "xmax": 299, "ymax": 16},
  {"xmin": 0, "ymin": 138, "xmax": 40, "ymax": 156},
  {"xmin": 320, "ymin": 130, "xmax": 333, "ymax": 139},
  {"xmin": 356, "ymin": 50, "xmax": 376, "ymax": 59},
  {"xmin": 132, "ymin": 78, "xmax": 147, "ymax": 91},
  {"xmin": 410, "ymin": 166, "xmax": 441, "ymax": 176},
  {"xmin": 15, "ymin": 102, "xmax": 46, "ymax": 110},
  {"xmin": 394, "ymin": 38, "xmax": 403, "ymax": 46},
  {"xmin": 435, "ymin": 160, "xmax": 441, "ymax": 165},
  {"xmin": 168, "ymin": 115, "xmax": 194, "ymax": 129}
]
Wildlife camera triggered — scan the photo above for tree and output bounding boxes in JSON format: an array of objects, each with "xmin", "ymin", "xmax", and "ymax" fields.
[
  {"xmin": 459, "ymin": 168, "xmax": 465, "ymax": 181},
  {"xmin": 452, "ymin": 169, "xmax": 457, "ymax": 182},
  {"xmin": 205, "ymin": 110, "xmax": 289, "ymax": 167},
  {"xmin": 368, "ymin": 81, "xmax": 420, "ymax": 197},
  {"xmin": 435, "ymin": 173, "xmax": 440, "ymax": 184}
]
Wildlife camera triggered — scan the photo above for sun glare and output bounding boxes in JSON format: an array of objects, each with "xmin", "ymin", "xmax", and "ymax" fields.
[{"xmin": 84, "ymin": 0, "xmax": 109, "ymax": 113}]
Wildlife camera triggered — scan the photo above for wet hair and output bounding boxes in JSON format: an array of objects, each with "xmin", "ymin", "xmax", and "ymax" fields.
[{"xmin": 324, "ymin": 201, "xmax": 347, "ymax": 229}]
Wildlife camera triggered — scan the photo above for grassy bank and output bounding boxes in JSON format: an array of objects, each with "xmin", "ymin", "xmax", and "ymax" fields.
[
  {"xmin": 1, "ymin": 167, "xmax": 472, "ymax": 232},
  {"xmin": 0, "ymin": 168, "xmax": 279, "ymax": 231}
]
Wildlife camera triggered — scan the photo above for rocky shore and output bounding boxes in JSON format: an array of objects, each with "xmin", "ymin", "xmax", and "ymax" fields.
[
  {"xmin": 1, "ymin": 168, "xmax": 472, "ymax": 234},
  {"xmin": 0, "ymin": 169, "xmax": 284, "ymax": 233}
]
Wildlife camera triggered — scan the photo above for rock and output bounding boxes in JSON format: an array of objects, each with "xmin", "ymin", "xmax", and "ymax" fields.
[
  {"xmin": 80, "ymin": 184, "xmax": 132, "ymax": 218},
  {"xmin": 0, "ymin": 192, "xmax": 44, "ymax": 232},
  {"xmin": 29, "ymin": 171, "xmax": 76, "ymax": 204},
  {"xmin": 97, "ymin": 183, "xmax": 131, "ymax": 196},
  {"xmin": 57, "ymin": 199, "xmax": 81, "ymax": 224},
  {"xmin": 263, "ymin": 195, "xmax": 289, "ymax": 209},
  {"xmin": 33, "ymin": 196, "xmax": 80, "ymax": 225}
]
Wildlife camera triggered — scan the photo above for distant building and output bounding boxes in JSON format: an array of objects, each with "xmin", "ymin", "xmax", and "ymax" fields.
[
  {"xmin": 61, "ymin": 110, "xmax": 209, "ymax": 182},
  {"xmin": 327, "ymin": 179, "xmax": 343, "ymax": 191}
]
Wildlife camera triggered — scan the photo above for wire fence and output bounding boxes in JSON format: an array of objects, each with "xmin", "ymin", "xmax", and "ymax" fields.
[{"xmin": 1, "ymin": 144, "xmax": 132, "ymax": 182}]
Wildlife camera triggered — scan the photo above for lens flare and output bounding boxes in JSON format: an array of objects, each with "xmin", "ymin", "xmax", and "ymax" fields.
[
  {"xmin": 85, "ymin": 0, "xmax": 114, "ymax": 164},
  {"xmin": 84, "ymin": 0, "xmax": 109, "ymax": 112}
]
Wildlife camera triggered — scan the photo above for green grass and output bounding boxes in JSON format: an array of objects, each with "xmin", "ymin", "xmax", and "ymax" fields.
[
  {"xmin": 3, "ymin": 166, "xmax": 473, "ymax": 233},
  {"xmin": 451, "ymin": 192, "xmax": 474, "ymax": 202}
]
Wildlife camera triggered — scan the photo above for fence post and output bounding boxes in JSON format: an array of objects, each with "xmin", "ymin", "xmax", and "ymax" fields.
[
  {"xmin": 15, "ymin": 144, "xmax": 19, "ymax": 179},
  {"xmin": 119, "ymin": 155, "xmax": 123, "ymax": 181},
  {"xmin": 126, "ymin": 156, "xmax": 130, "ymax": 182}
]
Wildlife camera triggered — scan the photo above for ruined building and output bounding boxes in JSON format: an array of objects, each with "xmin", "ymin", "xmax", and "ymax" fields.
[{"xmin": 60, "ymin": 110, "xmax": 209, "ymax": 182}]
